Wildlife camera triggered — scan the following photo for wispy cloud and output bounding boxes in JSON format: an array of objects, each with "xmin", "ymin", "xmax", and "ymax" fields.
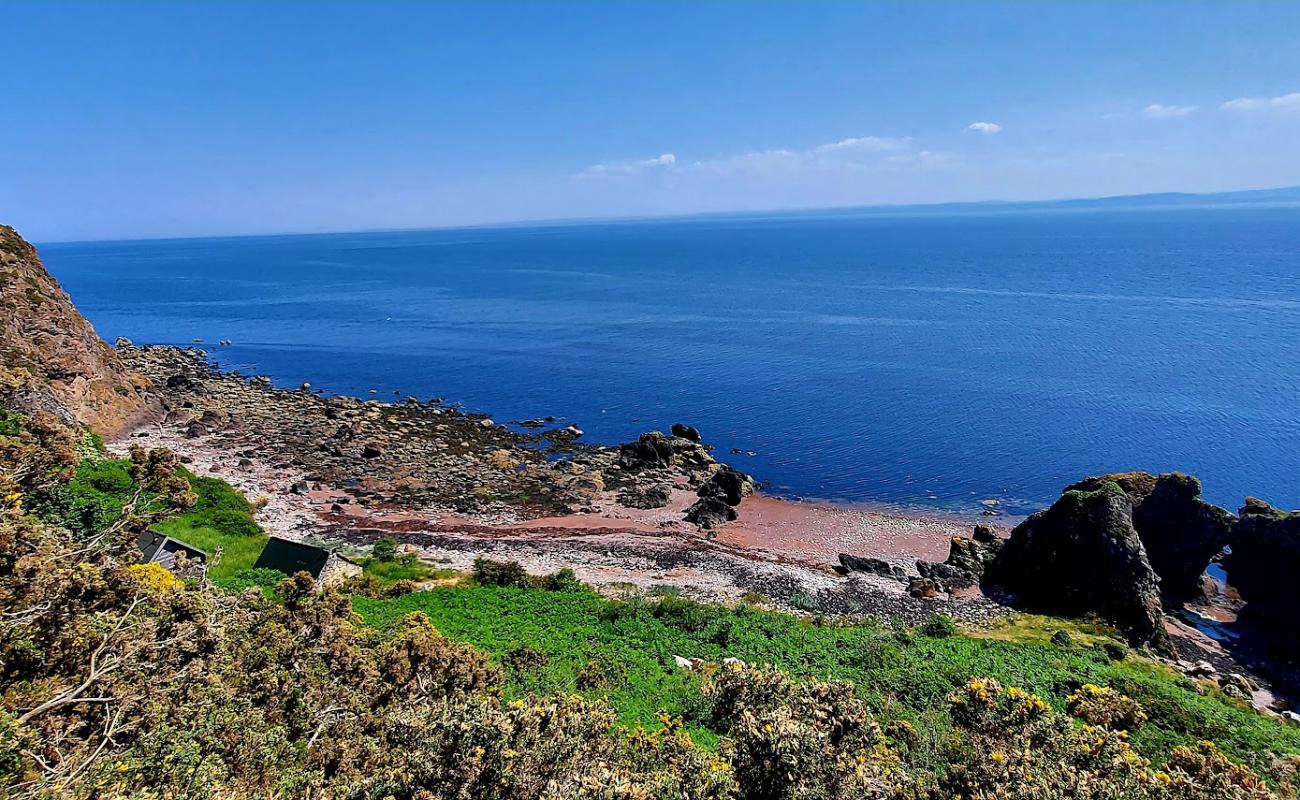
[
  {"xmin": 580, "ymin": 152, "xmax": 676, "ymax": 178},
  {"xmin": 1144, "ymin": 103, "xmax": 1197, "ymax": 119},
  {"xmin": 966, "ymin": 121, "xmax": 1002, "ymax": 134},
  {"xmin": 813, "ymin": 135, "xmax": 912, "ymax": 153},
  {"xmin": 579, "ymin": 134, "xmax": 934, "ymax": 180},
  {"xmin": 1221, "ymin": 91, "xmax": 1300, "ymax": 112}
]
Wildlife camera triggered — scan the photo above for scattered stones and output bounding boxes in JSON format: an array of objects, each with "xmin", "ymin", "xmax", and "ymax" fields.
[{"xmin": 617, "ymin": 482, "xmax": 672, "ymax": 510}]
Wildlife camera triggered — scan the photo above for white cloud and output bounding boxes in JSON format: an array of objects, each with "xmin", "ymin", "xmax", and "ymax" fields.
[
  {"xmin": 814, "ymin": 135, "xmax": 912, "ymax": 153},
  {"xmin": 580, "ymin": 152, "xmax": 676, "ymax": 177},
  {"xmin": 966, "ymin": 121, "xmax": 1002, "ymax": 134},
  {"xmin": 1143, "ymin": 103, "xmax": 1197, "ymax": 119},
  {"xmin": 579, "ymin": 133, "xmax": 949, "ymax": 181},
  {"xmin": 1221, "ymin": 91, "xmax": 1300, "ymax": 111}
]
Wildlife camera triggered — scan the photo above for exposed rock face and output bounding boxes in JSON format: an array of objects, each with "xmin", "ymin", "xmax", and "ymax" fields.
[
  {"xmin": 684, "ymin": 464, "xmax": 753, "ymax": 529},
  {"xmin": 0, "ymin": 225, "xmax": 154, "ymax": 435},
  {"xmin": 982, "ymin": 482, "xmax": 1169, "ymax": 650},
  {"xmin": 1066, "ymin": 472, "xmax": 1233, "ymax": 607},
  {"xmin": 617, "ymin": 431, "xmax": 716, "ymax": 477},
  {"xmin": 1225, "ymin": 498, "xmax": 1300, "ymax": 629},
  {"xmin": 836, "ymin": 555, "xmax": 907, "ymax": 581},
  {"xmin": 913, "ymin": 525, "xmax": 1004, "ymax": 592}
]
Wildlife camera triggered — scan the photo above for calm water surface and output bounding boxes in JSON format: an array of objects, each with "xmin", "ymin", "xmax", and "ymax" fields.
[{"xmin": 39, "ymin": 206, "xmax": 1300, "ymax": 515}]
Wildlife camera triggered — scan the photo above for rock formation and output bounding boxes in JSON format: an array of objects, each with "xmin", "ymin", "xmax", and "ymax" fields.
[
  {"xmin": 981, "ymin": 481, "xmax": 1169, "ymax": 650},
  {"xmin": 1066, "ymin": 472, "xmax": 1233, "ymax": 607},
  {"xmin": 1225, "ymin": 497, "xmax": 1300, "ymax": 630},
  {"xmin": 0, "ymin": 225, "xmax": 154, "ymax": 435},
  {"xmin": 916, "ymin": 524, "xmax": 1004, "ymax": 591}
]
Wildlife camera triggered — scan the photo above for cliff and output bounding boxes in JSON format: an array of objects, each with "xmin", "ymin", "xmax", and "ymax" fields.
[{"xmin": 0, "ymin": 224, "xmax": 155, "ymax": 436}]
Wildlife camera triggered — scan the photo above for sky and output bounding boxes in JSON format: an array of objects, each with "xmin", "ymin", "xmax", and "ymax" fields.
[{"xmin": 4, "ymin": 0, "xmax": 1300, "ymax": 242}]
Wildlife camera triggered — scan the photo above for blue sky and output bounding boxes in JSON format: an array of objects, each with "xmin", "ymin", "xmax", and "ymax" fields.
[{"xmin": 4, "ymin": 1, "xmax": 1300, "ymax": 241}]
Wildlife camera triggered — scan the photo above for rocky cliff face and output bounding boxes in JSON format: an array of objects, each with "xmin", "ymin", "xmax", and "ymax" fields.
[
  {"xmin": 981, "ymin": 481, "xmax": 1170, "ymax": 650},
  {"xmin": 1066, "ymin": 472, "xmax": 1234, "ymax": 607},
  {"xmin": 0, "ymin": 225, "xmax": 154, "ymax": 435},
  {"xmin": 1226, "ymin": 498, "xmax": 1300, "ymax": 631}
]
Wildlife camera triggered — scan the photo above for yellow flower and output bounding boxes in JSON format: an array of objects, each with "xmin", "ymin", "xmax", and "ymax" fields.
[{"xmin": 990, "ymin": 752, "xmax": 1006, "ymax": 763}]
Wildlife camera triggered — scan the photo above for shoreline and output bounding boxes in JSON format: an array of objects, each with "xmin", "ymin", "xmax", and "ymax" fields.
[{"xmin": 109, "ymin": 342, "xmax": 1011, "ymax": 624}]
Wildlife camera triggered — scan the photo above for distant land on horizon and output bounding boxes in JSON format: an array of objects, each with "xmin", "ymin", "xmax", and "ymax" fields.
[{"xmin": 33, "ymin": 183, "xmax": 1300, "ymax": 246}]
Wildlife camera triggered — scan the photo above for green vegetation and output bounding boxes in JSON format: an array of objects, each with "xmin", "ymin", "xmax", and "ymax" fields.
[
  {"xmin": 24, "ymin": 439, "xmax": 267, "ymax": 578},
  {"xmin": 359, "ymin": 535, "xmax": 451, "ymax": 585},
  {"xmin": 4, "ymin": 409, "xmax": 1298, "ymax": 798},
  {"xmin": 354, "ymin": 584, "xmax": 1300, "ymax": 770}
]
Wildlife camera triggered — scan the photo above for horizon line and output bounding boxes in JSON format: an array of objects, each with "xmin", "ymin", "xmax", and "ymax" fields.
[{"xmin": 27, "ymin": 180, "xmax": 1300, "ymax": 247}]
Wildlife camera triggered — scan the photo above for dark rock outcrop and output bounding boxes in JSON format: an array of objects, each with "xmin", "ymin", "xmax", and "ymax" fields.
[
  {"xmin": 683, "ymin": 465, "xmax": 754, "ymax": 529},
  {"xmin": 684, "ymin": 495, "xmax": 736, "ymax": 529},
  {"xmin": 836, "ymin": 555, "xmax": 907, "ymax": 581},
  {"xmin": 0, "ymin": 224, "xmax": 155, "ymax": 435},
  {"xmin": 617, "ymin": 431, "xmax": 714, "ymax": 475},
  {"xmin": 1066, "ymin": 472, "xmax": 1233, "ymax": 607},
  {"xmin": 670, "ymin": 423, "xmax": 701, "ymax": 442},
  {"xmin": 981, "ymin": 481, "xmax": 1169, "ymax": 650},
  {"xmin": 1225, "ymin": 498, "xmax": 1300, "ymax": 629},
  {"xmin": 915, "ymin": 525, "xmax": 1004, "ymax": 591},
  {"xmin": 696, "ymin": 464, "xmax": 754, "ymax": 506}
]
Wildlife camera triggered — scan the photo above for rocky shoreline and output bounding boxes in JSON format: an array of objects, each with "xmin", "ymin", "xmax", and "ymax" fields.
[
  {"xmin": 110, "ymin": 343, "xmax": 1010, "ymax": 625},
  {"xmin": 105, "ymin": 343, "xmax": 1300, "ymax": 712}
]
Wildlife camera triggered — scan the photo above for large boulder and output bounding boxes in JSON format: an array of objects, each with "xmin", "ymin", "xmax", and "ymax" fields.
[
  {"xmin": 1066, "ymin": 472, "xmax": 1233, "ymax": 607},
  {"xmin": 684, "ymin": 465, "xmax": 754, "ymax": 529},
  {"xmin": 1224, "ymin": 498, "xmax": 1300, "ymax": 628},
  {"xmin": 696, "ymin": 464, "xmax": 753, "ymax": 506},
  {"xmin": 982, "ymin": 481, "xmax": 1169, "ymax": 651}
]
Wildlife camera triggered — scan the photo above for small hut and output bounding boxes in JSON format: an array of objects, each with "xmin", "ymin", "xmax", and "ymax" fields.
[
  {"xmin": 136, "ymin": 530, "xmax": 208, "ymax": 579},
  {"xmin": 253, "ymin": 537, "xmax": 361, "ymax": 589}
]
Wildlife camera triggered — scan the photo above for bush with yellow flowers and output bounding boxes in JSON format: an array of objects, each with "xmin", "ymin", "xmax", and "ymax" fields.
[{"xmin": 1066, "ymin": 683, "xmax": 1149, "ymax": 730}]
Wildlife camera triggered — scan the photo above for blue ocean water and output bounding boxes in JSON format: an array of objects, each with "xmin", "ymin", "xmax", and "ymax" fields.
[{"xmin": 38, "ymin": 206, "xmax": 1300, "ymax": 516}]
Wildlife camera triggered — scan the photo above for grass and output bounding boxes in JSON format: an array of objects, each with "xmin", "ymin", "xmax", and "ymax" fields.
[
  {"xmin": 353, "ymin": 585, "xmax": 1300, "ymax": 771},
  {"xmin": 153, "ymin": 470, "xmax": 267, "ymax": 579},
  {"xmin": 361, "ymin": 557, "xmax": 457, "ymax": 585},
  {"xmin": 28, "ymin": 449, "xmax": 269, "ymax": 580}
]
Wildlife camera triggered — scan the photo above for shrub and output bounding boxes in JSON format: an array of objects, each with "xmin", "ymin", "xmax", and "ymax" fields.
[
  {"xmin": 920, "ymin": 613, "xmax": 958, "ymax": 638},
  {"xmin": 371, "ymin": 535, "xmax": 398, "ymax": 562},
  {"xmin": 212, "ymin": 567, "xmax": 288, "ymax": 595},
  {"xmin": 1066, "ymin": 683, "xmax": 1149, "ymax": 730},
  {"xmin": 788, "ymin": 590, "xmax": 819, "ymax": 612},
  {"xmin": 576, "ymin": 657, "xmax": 626, "ymax": 690},
  {"xmin": 536, "ymin": 567, "xmax": 584, "ymax": 592},
  {"xmin": 652, "ymin": 594, "xmax": 713, "ymax": 632},
  {"xmin": 208, "ymin": 508, "xmax": 262, "ymax": 537},
  {"xmin": 502, "ymin": 645, "xmax": 548, "ymax": 673},
  {"xmin": 1051, "ymin": 629, "xmax": 1075, "ymax": 647},
  {"xmin": 471, "ymin": 557, "xmax": 529, "ymax": 587}
]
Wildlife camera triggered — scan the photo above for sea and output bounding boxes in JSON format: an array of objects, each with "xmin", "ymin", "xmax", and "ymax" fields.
[{"xmin": 38, "ymin": 204, "xmax": 1300, "ymax": 517}]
